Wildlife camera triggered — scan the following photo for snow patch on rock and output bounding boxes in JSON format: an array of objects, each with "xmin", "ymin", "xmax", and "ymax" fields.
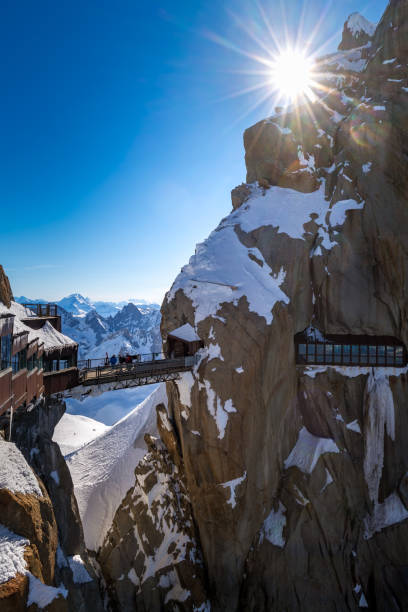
[
  {"xmin": 27, "ymin": 573, "xmax": 68, "ymax": 608},
  {"xmin": 284, "ymin": 427, "xmax": 340, "ymax": 474},
  {"xmin": 0, "ymin": 440, "xmax": 42, "ymax": 497},
  {"xmin": 0, "ymin": 524, "xmax": 29, "ymax": 584},
  {"xmin": 363, "ymin": 370, "xmax": 395, "ymax": 503},
  {"xmin": 346, "ymin": 419, "xmax": 361, "ymax": 433},
  {"xmin": 364, "ymin": 492, "xmax": 408, "ymax": 539},
  {"xmin": 221, "ymin": 472, "xmax": 247, "ymax": 508},
  {"xmin": 175, "ymin": 371, "xmax": 195, "ymax": 408},
  {"xmin": 329, "ymin": 199, "xmax": 364, "ymax": 227},
  {"xmin": 204, "ymin": 380, "xmax": 237, "ymax": 439},
  {"xmin": 321, "ymin": 468, "xmax": 334, "ymax": 493},
  {"xmin": 67, "ymin": 555, "xmax": 93, "ymax": 584},
  {"xmin": 260, "ymin": 501, "xmax": 286, "ymax": 547}
]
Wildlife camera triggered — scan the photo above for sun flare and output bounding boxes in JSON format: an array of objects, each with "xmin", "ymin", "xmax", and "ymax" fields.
[{"xmin": 270, "ymin": 49, "xmax": 315, "ymax": 101}]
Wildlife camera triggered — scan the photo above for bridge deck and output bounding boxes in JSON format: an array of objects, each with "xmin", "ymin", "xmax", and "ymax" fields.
[{"xmin": 78, "ymin": 355, "xmax": 195, "ymax": 387}]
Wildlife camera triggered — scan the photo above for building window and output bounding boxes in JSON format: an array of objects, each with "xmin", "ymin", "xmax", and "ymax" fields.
[
  {"xmin": 0, "ymin": 334, "xmax": 12, "ymax": 370},
  {"xmin": 27, "ymin": 355, "xmax": 36, "ymax": 371},
  {"xmin": 12, "ymin": 349, "xmax": 27, "ymax": 373},
  {"xmin": 295, "ymin": 330, "xmax": 407, "ymax": 368}
]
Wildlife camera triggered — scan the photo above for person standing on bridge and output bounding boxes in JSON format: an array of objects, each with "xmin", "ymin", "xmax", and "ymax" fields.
[{"xmin": 110, "ymin": 354, "xmax": 117, "ymax": 366}]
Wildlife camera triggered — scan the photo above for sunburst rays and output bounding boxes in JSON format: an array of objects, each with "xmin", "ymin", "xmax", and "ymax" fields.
[{"xmin": 202, "ymin": 1, "xmax": 358, "ymax": 131}]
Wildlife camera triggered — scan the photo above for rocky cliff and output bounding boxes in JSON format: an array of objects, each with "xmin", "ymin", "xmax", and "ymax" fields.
[
  {"xmin": 157, "ymin": 1, "xmax": 408, "ymax": 610},
  {"xmin": 0, "ymin": 398, "xmax": 105, "ymax": 611},
  {"xmin": 0, "ymin": 265, "xmax": 13, "ymax": 309}
]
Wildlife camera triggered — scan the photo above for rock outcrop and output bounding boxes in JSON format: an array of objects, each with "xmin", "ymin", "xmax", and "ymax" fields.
[
  {"xmin": 338, "ymin": 13, "xmax": 376, "ymax": 51},
  {"xmin": 0, "ymin": 398, "xmax": 105, "ymax": 611},
  {"xmin": 0, "ymin": 265, "xmax": 13, "ymax": 308},
  {"xmin": 0, "ymin": 435, "xmax": 64, "ymax": 611},
  {"xmin": 160, "ymin": 1, "xmax": 408, "ymax": 610}
]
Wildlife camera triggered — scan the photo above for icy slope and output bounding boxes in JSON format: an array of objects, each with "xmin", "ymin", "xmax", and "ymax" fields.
[
  {"xmin": 53, "ymin": 414, "xmax": 110, "ymax": 455},
  {"xmin": 66, "ymin": 385, "xmax": 166, "ymax": 551}
]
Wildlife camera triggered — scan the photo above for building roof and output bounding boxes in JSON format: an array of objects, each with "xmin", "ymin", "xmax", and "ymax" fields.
[
  {"xmin": 1, "ymin": 301, "xmax": 77, "ymax": 353},
  {"xmin": 168, "ymin": 323, "xmax": 201, "ymax": 343}
]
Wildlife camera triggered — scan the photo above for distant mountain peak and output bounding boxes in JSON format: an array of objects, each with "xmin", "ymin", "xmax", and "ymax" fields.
[
  {"xmin": 58, "ymin": 294, "xmax": 94, "ymax": 318},
  {"xmin": 338, "ymin": 12, "xmax": 376, "ymax": 50}
]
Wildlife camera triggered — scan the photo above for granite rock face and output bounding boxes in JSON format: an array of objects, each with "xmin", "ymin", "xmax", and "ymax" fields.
[
  {"xmin": 0, "ymin": 265, "xmax": 13, "ymax": 308},
  {"xmin": 98, "ymin": 407, "xmax": 209, "ymax": 611},
  {"xmin": 160, "ymin": 1, "xmax": 408, "ymax": 610}
]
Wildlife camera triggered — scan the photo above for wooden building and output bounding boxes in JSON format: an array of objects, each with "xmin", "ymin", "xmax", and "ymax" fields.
[
  {"xmin": 167, "ymin": 323, "xmax": 203, "ymax": 357},
  {"xmin": 0, "ymin": 301, "xmax": 78, "ymax": 416},
  {"xmin": 0, "ymin": 312, "xmax": 14, "ymax": 415},
  {"xmin": 20, "ymin": 302, "xmax": 61, "ymax": 332}
]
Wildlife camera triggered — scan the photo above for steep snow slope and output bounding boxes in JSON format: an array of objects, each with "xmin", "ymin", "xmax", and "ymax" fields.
[
  {"xmin": 66, "ymin": 385, "xmax": 166, "ymax": 551},
  {"xmin": 53, "ymin": 414, "xmax": 110, "ymax": 455},
  {"xmin": 65, "ymin": 385, "xmax": 159, "ymax": 425}
]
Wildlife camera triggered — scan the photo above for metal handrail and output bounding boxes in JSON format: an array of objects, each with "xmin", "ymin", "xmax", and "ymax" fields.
[
  {"xmin": 22, "ymin": 303, "xmax": 59, "ymax": 317},
  {"xmin": 78, "ymin": 355, "xmax": 194, "ymax": 383},
  {"xmin": 77, "ymin": 351, "xmax": 167, "ymax": 370}
]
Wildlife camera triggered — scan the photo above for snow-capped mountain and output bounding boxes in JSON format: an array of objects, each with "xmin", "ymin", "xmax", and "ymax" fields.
[
  {"xmin": 57, "ymin": 294, "xmax": 94, "ymax": 317},
  {"xmin": 338, "ymin": 12, "xmax": 376, "ymax": 50},
  {"xmin": 15, "ymin": 294, "xmax": 160, "ymax": 319},
  {"xmin": 15, "ymin": 294, "xmax": 162, "ymax": 360},
  {"xmin": 60, "ymin": 304, "xmax": 161, "ymax": 360}
]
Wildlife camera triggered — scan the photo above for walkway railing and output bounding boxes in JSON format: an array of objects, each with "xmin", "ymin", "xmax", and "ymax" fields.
[
  {"xmin": 77, "ymin": 352, "xmax": 167, "ymax": 370},
  {"xmin": 78, "ymin": 355, "xmax": 195, "ymax": 387},
  {"xmin": 22, "ymin": 303, "xmax": 59, "ymax": 317}
]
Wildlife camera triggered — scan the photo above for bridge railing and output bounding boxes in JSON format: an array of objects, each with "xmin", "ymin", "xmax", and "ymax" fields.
[
  {"xmin": 22, "ymin": 303, "xmax": 59, "ymax": 317},
  {"xmin": 78, "ymin": 354, "xmax": 195, "ymax": 385},
  {"xmin": 77, "ymin": 352, "xmax": 167, "ymax": 370}
]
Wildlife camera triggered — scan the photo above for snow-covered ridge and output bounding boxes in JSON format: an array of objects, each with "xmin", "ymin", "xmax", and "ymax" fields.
[
  {"xmin": 66, "ymin": 384, "xmax": 165, "ymax": 550},
  {"xmin": 53, "ymin": 413, "xmax": 110, "ymax": 455},
  {"xmin": 346, "ymin": 12, "xmax": 376, "ymax": 37}
]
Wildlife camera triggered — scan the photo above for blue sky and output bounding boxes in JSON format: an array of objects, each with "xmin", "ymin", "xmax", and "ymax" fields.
[{"xmin": 1, "ymin": 0, "xmax": 387, "ymax": 302}]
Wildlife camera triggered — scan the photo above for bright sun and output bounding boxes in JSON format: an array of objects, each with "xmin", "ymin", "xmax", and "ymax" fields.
[{"xmin": 271, "ymin": 49, "xmax": 315, "ymax": 101}]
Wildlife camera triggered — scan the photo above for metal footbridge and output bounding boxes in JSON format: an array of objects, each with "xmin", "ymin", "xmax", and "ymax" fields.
[
  {"xmin": 45, "ymin": 322, "xmax": 203, "ymax": 396},
  {"xmin": 77, "ymin": 354, "xmax": 195, "ymax": 388},
  {"xmin": 50, "ymin": 353, "xmax": 196, "ymax": 398}
]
